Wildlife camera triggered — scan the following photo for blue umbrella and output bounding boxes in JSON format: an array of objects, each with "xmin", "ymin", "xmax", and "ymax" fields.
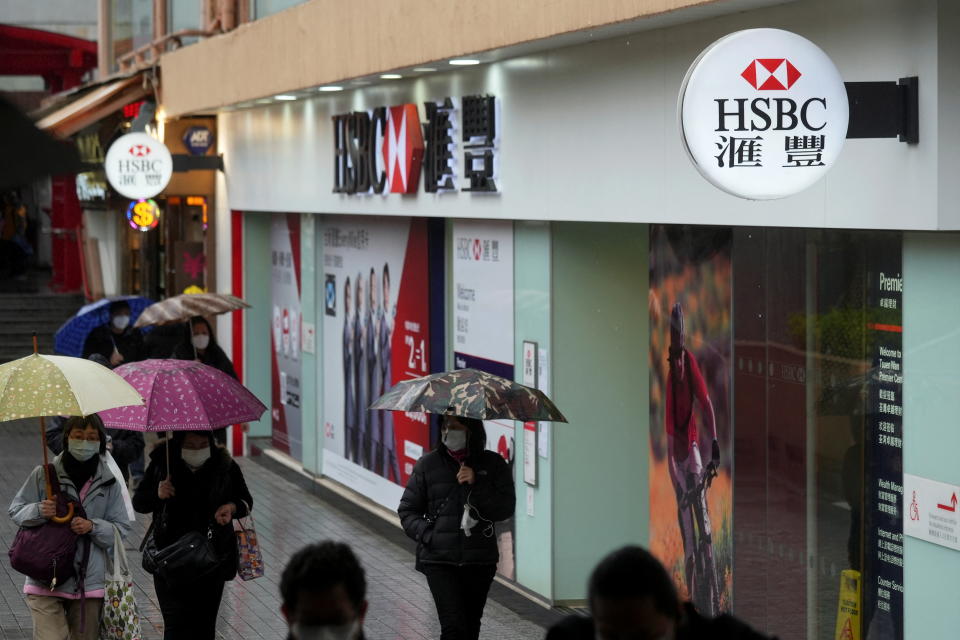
[{"xmin": 54, "ymin": 296, "xmax": 154, "ymax": 357}]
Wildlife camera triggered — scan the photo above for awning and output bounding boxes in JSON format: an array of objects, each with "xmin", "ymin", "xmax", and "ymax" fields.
[{"xmin": 35, "ymin": 74, "xmax": 152, "ymax": 139}]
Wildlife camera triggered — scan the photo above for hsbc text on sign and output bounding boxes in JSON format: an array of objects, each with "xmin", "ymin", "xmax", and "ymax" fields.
[
  {"xmin": 679, "ymin": 29, "xmax": 849, "ymax": 200},
  {"xmin": 104, "ymin": 132, "xmax": 173, "ymax": 200}
]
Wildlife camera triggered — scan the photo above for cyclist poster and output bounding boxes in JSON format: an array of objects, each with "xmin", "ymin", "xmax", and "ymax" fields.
[{"xmin": 649, "ymin": 225, "xmax": 733, "ymax": 615}]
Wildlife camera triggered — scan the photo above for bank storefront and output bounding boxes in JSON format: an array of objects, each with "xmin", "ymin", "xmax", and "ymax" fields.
[{"xmin": 210, "ymin": 2, "xmax": 959, "ymax": 638}]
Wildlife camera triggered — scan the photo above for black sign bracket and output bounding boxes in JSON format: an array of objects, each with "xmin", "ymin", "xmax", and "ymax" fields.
[
  {"xmin": 844, "ymin": 76, "xmax": 918, "ymax": 144},
  {"xmin": 172, "ymin": 153, "xmax": 224, "ymax": 172}
]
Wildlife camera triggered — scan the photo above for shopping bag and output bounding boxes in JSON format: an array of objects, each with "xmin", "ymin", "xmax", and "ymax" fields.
[
  {"xmin": 234, "ymin": 502, "xmax": 264, "ymax": 581},
  {"xmin": 100, "ymin": 525, "xmax": 143, "ymax": 640}
]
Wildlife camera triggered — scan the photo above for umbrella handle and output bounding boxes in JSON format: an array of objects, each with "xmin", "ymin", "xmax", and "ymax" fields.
[
  {"xmin": 51, "ymin": 504, "xmax": 74, "ymax": 524},
  {"xmin": 41, "ymin": 463, "xmax": 75, "ymax": 524}
]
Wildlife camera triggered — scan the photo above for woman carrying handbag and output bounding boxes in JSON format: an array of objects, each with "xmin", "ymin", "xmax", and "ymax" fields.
[
  {"xmin": 133, "ymin": 430, "xmax": 252, "ymax": 640},
  {"xmin": 7, "ymin": 415, "xmax": 131, "ymax": 640}
]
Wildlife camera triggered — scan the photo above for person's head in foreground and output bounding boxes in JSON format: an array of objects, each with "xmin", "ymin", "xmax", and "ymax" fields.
[
  {"xmin": 281, "ymin": 541, "xmax": 368, "ymax": 640},
  {"xmin": 589, "ymin": 545, "xmax": 680, "ymax": 640}
]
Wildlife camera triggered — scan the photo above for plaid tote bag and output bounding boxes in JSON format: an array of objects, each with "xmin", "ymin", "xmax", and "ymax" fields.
[
  {"xmin": 234, "ymin": 502, "xmax": 264, "ymax": 581},
  {"xmin": 100, "ymin": 525, "xmax": 143, "ymax": 640}
]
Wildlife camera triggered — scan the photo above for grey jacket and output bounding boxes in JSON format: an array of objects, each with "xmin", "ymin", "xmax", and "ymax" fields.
[{"xmin": 8, "ymin": 454, "xmax": 131, "ymax": 595}]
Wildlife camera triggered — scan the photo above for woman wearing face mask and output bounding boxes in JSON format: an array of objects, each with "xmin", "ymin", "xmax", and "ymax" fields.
[
  {"xmin": 133, "ymin": 430, "xmax": 253, "ymax": 640},
  {"xmin": 82, "ymin": 300, "xmax": 146, "ymax": 367},
  {"xmin": 398, "ymin": 415, "xmax": 516, "ymax": 640},
  {"xmin": 8, "ymin": 415, "xmax": 132, "ymax": 640},
  {"xmin": 171, "ymin": 316, "xmax": 238, "ymax": 445}
]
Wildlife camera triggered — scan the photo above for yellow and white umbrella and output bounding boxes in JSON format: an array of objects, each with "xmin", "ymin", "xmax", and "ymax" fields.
[{"xmin": 0, "ymin": 339, "xmax": 144, "ymax": 522}]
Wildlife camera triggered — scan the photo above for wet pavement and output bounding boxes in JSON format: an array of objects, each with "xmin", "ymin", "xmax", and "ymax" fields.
[{"xmin": 0, "ymin": 420, "xmax": 552, "ymax": 639}]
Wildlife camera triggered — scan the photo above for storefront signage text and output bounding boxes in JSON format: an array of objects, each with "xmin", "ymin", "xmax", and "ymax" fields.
[
  {"xmin": 104, "ymin": 132, "xmax": 173, "ymax": 200},
  {"xmin": 679, "ymin": 29, "xmax": 848, "ymax": 200},
  {"xmin": 182, "ymin": 126, "xmax": 215, "ymax": 156},
  {"xmin": 332, "ymin": 95, "xmax": 499, "ymax": 196}
]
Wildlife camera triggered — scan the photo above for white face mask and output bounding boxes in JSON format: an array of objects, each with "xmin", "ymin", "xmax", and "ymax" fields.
[
  {"xmin": 112, "ymin": 315, "xmax": 130, "ymax": 330},
  {"xmin": 181, "ymin": 447, "xmax": 211, "ymax": 469},
  {"xmin": 192, "ymin": 334, "xmax": 210, "ymax": 350},
  {"xmin": 292, "ymin": 621, "xmax": 360, "ymax": 640},
  {"xmin": 68, "ymin": 440, "xmax": 100, "ymax": 462},
  {"xmin": 442, "ymin": 429, "xmax": 468, "ymax": 452}
]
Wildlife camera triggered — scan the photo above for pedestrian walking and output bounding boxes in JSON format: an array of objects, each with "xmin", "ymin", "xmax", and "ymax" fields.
[
  {"xmin": 398, "ymin": 415, "xmax": 516, "ymax": 640},
  {"xmin": 171, "ymin": 316, "xmax": 238, "ymax": 445},
  {"xmin": 8, "ymin": 414, "xmax": 132, "ymax": 640},
  {"xmin": 82, "ymin": 300, "xmax": 146, "ymax": 366},
  {"xmin": 132, "ymin": 430, "xmax": 253, "ymax": 640},
  {"xmin": 545, "ymin": 546, "xmax": 775, "ymax": 640},
  {"xmin": 280, "ymin": 541, "xmax": 368, "ymax": 640}
]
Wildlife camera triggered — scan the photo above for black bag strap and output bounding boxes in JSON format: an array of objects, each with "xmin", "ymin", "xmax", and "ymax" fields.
[
  {"xmin": 425, "ymin": 484, "xmax": 460, "ymax": 525},
  {"xmin": 139, "ymin": 514, "xmax": 157, "ymax": 552}
]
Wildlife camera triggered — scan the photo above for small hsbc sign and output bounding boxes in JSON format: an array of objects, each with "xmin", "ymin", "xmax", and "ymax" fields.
[
  {"xmin": 679, "ymin": 29, "xmax": 848, "ymax": 200},
  {"xmin": 104, "ymin": 132, "xmax": 173, "ymax": 200}
]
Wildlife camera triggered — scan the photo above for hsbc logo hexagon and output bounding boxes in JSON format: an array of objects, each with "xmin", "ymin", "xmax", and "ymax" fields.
[
  {"xmin": 383, "ymin": 104, "xmax": 425, "ymax": 194},
  {"xmin": 741, "ymin": 58, "xmax": 802, "ymax": 90}
]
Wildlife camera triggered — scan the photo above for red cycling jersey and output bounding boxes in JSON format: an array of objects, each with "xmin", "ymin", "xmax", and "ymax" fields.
[{"xmin": 665, "ymin": 349, "xmax": 711, "ymax": 462}]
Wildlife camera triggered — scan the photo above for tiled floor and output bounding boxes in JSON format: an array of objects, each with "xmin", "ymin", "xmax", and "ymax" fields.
[{"xmin": 0, "ymin": 420, "xmax": 549, "ymax": 639}]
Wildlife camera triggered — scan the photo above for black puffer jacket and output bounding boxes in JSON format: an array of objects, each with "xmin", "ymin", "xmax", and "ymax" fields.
[
  {"xmin": 132, "ymin": 441, "xmax": 252, "ymax": 582},
  {"xmin": 398, "ymin": 446, "xmax": 515, "ymax": 568}
]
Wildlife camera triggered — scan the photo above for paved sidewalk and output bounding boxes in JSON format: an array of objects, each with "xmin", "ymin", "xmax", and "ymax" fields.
[{"xmin": 0, "ymin": 420, "xmax": 549, "ymax": 639}]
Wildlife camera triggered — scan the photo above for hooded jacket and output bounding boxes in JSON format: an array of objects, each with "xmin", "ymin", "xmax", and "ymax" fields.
[
  {"xmin": 8, "ymin": 454, "xmax": 132, "ymax": 595},
  {"xmin": 132, "ymin": 440, "xmax": 252, "ymax": 582},
  {"xmin": 398, "ymin": 445, "xmax": 515, "ymax": 568}
]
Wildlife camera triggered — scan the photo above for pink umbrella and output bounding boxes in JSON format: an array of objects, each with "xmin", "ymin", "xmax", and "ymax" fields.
[{"xmin": 99, "ymin": 358, "xmax": 267, "ymax": 474}]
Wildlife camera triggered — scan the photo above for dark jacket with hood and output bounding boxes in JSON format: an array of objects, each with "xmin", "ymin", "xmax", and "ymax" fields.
[
  {"xmin": 171, "ymin": 316, "xmax": 238, "ymax": 379},
  {"xmin": 132, "ymin": 437, "xmax": 252, "ymax": 582},
  {"xmin": 398, "ymin": 433, "xmax": 515, "ymax": 568}
]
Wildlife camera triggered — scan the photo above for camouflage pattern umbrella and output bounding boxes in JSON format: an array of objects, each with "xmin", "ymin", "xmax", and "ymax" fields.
[
  {"xmin": 370, "ymin": 368, "xmax": 567, "ymax": 422},
  {"xmin": 134, "ymin": 293, "xmax": 250, "ymax": 328}
]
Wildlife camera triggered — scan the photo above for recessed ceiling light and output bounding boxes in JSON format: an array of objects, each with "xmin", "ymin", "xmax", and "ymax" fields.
[
  {"xmin": 380, "ymin": 74, "xmax": 403, "ymax": 80},
  {"xmin": 318, "ymin": 85, "xmax": 344, "ymax": 92},
  {"xmin": 449, "ymin": 59, "xmax": 480, "ymax": 66},
  {"xmin": 255, "ymin": 98, "xmax": 272, "ymax": 104},
  {"xmin": 413, "ymin": 67, "xmax": 436, "ymax": 72},
  {"xmin": 275, "ymin": 94, "xmax": 297, "ymax": 101}
]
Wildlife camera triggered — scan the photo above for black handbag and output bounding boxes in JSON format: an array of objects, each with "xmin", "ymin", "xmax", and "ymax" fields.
[{"xmin": 140, "ymin": 515, "xmax": 224, "ymax": 586}]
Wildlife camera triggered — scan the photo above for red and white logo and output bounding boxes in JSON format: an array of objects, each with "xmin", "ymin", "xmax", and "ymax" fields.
[
  {"xmin": 128, "ymin": 144, "xmax": 152, "ymax": 157},
  {"xmin": 741, "ymin": 58, "xmax": 801, "ymax": 90},
  {"xmin": 472, "ymin": 238, "xmax": 482, "ymax": 260},
  {"xmin": 382, "ymin": 104, "xmax": 425, "ymax": 194}
]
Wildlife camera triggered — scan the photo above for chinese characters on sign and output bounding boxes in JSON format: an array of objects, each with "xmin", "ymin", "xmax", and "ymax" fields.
[
  {"xmin": 679, "ymin": 29, "xmax": 848, "ymax": 199},
  {"xmin": 333, "ymin": 95, "xmax": 499, "ymax": 195},
  {"xmin": 104, "ymin": 132, "xmax": 173, "ymax": 200}
]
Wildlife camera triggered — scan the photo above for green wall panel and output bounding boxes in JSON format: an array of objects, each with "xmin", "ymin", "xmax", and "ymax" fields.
[
  {"xmin": 244, "ymin": 213, "xmax": 272, "ymax": 438},
  {"xmin": 552, "ymin": 222, "xmax": 649, "ymax": 603},
  {"xmin": 902, "ymin": 232, "xmax": 960, "ymax": 639}
]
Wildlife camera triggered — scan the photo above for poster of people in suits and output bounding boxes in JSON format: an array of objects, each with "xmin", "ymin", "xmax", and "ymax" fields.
[
  {"xmin": 271, "ymin": 213, "xmax": 303, "ymax": 460},
  {"xmin": 322, "ymin": 216, "xmax": 431, "ymax": 509}
]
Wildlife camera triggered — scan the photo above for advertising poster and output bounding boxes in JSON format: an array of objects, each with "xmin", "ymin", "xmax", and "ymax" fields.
[
  {"xmin": 271, "ymin": 213, "xmax": 303, "ymax": 460},
  {"xmin": 322, "ymin": 216, "xmax": 431, "ymax": 510},
  {"xmin": 451, "ymin": 219, "xmax": 516, "ymax": 580},
  {"xmin": 649, "ymin": 225, "xmax": 732, "ymax": 614}
]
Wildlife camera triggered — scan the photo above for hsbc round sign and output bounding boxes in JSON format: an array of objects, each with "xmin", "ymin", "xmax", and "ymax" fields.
[
  {"xmin": 104, "ymin": 132, "xmax": 173, "ymax": 200},
  {"xmin": 679, "ymin": 29, "xmax": 848, "ymax": 200}
]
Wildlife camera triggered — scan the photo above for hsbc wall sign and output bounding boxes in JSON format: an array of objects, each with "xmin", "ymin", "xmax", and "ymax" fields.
[
  {"xmin": 679, "ymin": 28, "xmax": 849, "ymax": 200},
  {"xmin": 332, "ymin": 95, "xmax": 499, "ymax": 196}
]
